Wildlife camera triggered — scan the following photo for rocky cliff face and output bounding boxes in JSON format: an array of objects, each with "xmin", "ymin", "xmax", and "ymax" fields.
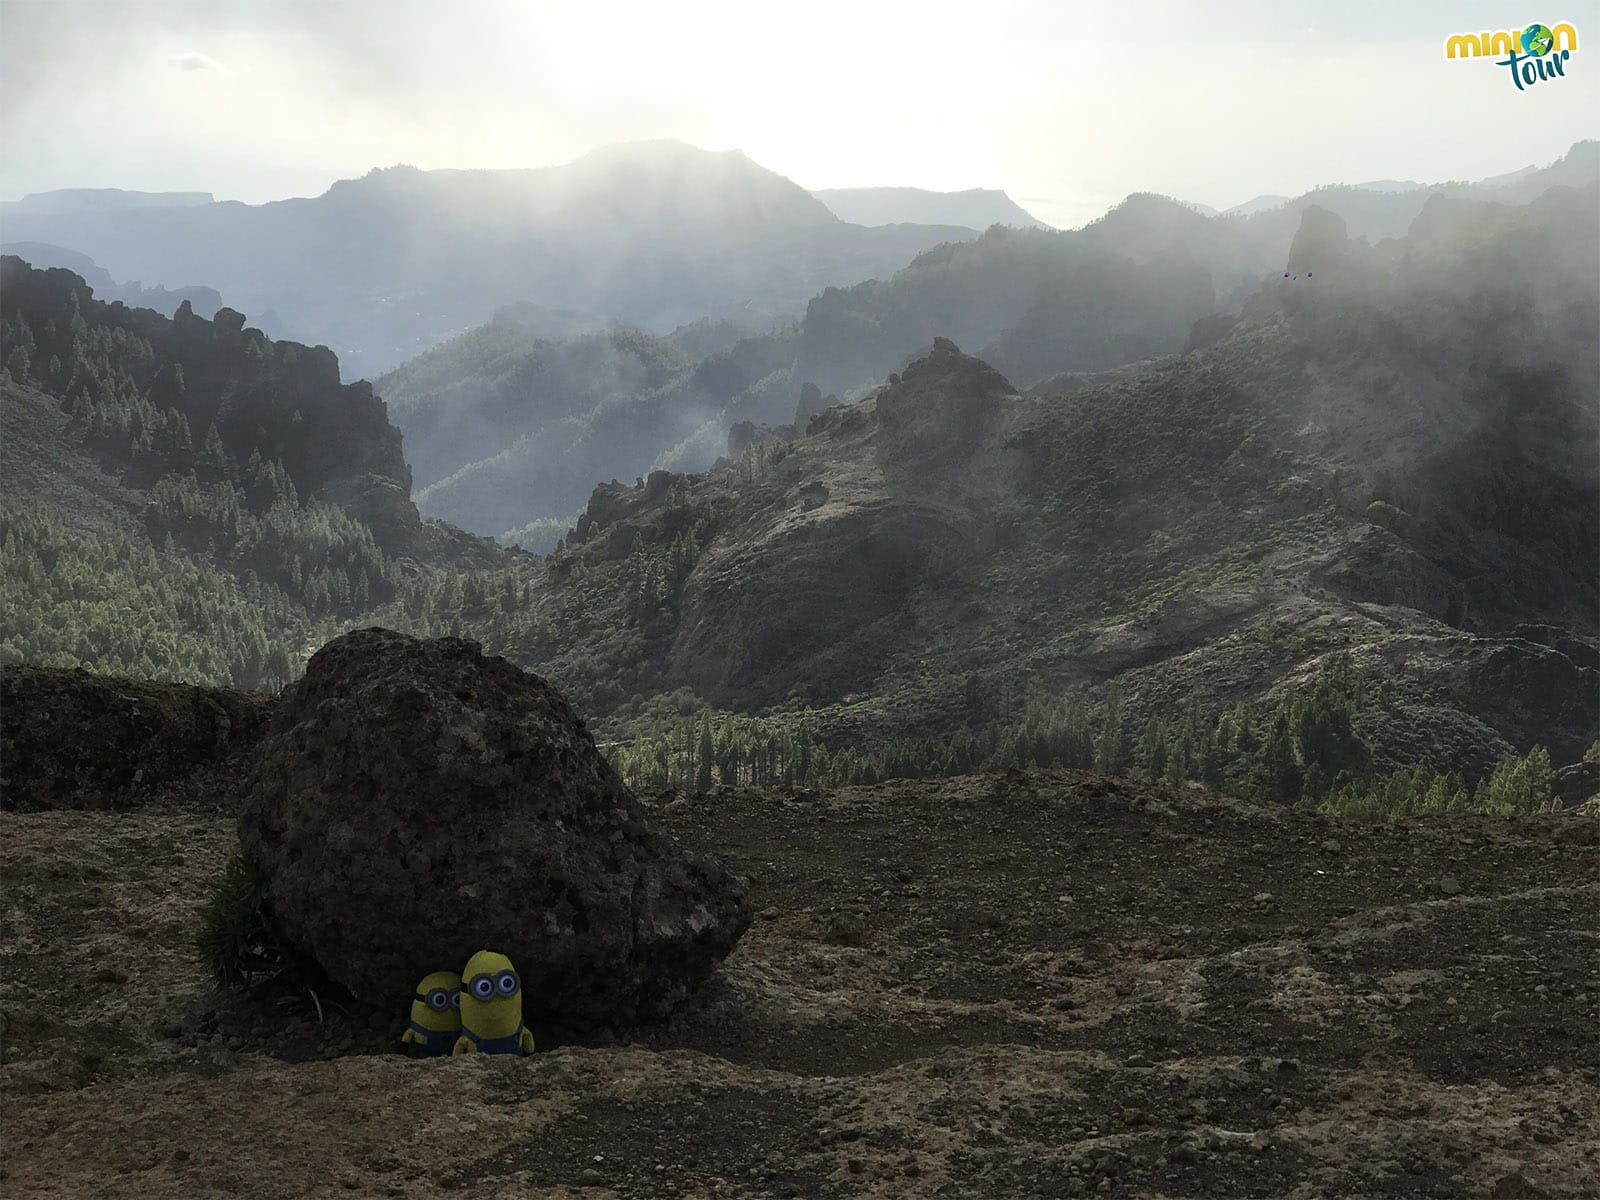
[
  {"xmin": 0, "ymin": 255, "xmax": 496, "ymax": 565},
  {"xmin": 1, "ymin": 259, "xmax": 411, "ymax": 503},
  {"xmin": 163, "ymin": 299, "xmax": 412, "ymax": 527},
  {"xmin": 874, "ymin": 336, "xmax": 1015, "ymax": 474},
  {"xmin": 653, "ymin": 340, "xmax": 1024, "ymax": 703}
]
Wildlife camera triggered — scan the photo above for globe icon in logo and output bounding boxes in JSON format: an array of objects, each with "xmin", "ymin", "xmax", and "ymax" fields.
[{"xmin": 1521, "ymin": 23, "xmax": 1554, "ymax": 55}]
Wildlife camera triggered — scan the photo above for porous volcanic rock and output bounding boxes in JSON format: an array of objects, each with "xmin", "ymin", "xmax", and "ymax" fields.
[{"xmin": 237, "ymin": 628, "xmax": 750, "ymax": 1024}]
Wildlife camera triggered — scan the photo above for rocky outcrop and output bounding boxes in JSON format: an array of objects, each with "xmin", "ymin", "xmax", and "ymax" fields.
[
  {"xmin": 794, "ymin": 381, "xmax": 838, "ymax": 426},
  {"xmin": 311, "ymin": 473, "xmax": 423, "ymax": 557},
  {"xmin": 236, "ymin": 628, "xmax": 751, "ymax": 1024},
  {"xmin": 0, "ymin": 665, "xmax": 272, "ymax": 811},
  {"xmin": 726, "ymin": 420, "xmax": 796, "ymax": 458},
  {"xmin": 874, "ymin": 337, "xmax": 1014, "ymax": 473},
  {"xmin": 571, "ymin": 470, "xmax": 679, "ymax": 551},
  {"xmin": 1555, "ymin": 760, "xmax": 1599, "ymax": 806},
  {"xmin": 1285, "ymin": 204, "xmax": 1351, "ymax": 277},
  {"xmin": 664, "ymin": 343, "xmax": 1018, "ymax": 702},
  {"xmin": 1310, "ymin": 525, "xmax": 1463, "ymax": 624}
]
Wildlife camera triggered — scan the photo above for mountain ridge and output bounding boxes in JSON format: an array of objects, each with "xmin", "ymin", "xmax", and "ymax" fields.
[
  {"xmin": 10, "ymin": 139, "xmax": 1592, "ymax": 379},
  {"xmin": 502, "ymin": 186, "xmax": 1598, "ymax": 778},
  {"xmin": 375, "ymin": 143, "xmax": 1597, "ymax": 553},
  {"xmin": 0, "ymin": 254, "xmax": 504, "ymax": 687},
  {"xmin": 4, "ymin": 188, "xmax": 214, "ymax": 214},
  {"xmin": 814, "ymin": 186, "xmax": 1050, "ymax": 230},
  {"xmin": 0, "ymin": 142, "xmax": 979, "ymax": 376}
]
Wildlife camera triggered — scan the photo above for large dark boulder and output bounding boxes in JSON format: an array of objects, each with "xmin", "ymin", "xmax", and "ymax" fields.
[{"xmin": 236, "ymin": 628, "xmax": 750, "ymax": 1025}]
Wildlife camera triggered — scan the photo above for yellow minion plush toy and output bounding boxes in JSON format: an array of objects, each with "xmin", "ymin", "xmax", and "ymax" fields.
[
  {"xmin": 452, "ymin": 950, "xmax": 535, "ymax": 1056},
  {"xmin": 401, "ymin": 970, "xmax": 461, "ymax": 1058}
]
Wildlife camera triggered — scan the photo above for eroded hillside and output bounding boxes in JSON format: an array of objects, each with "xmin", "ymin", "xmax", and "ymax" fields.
[{"xmin": 498, "ymin": 187, "xmax": 1598, "ymax": 780}]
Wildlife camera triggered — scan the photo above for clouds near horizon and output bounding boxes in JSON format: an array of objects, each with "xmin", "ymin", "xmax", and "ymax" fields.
[{"xmin": 0, "ymin": 0, "xmax": 1594, "ymax": 227}]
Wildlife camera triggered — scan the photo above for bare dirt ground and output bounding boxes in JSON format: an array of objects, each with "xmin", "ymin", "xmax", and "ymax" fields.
[{"xmin": 2, "ymin": 769, "xmax": 1596, "ymax": 1198}]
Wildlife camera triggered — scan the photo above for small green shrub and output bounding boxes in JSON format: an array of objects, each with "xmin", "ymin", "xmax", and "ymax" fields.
[{"xmin": 194, "ymin": 854, "xmax": 270, "ymax": 987}]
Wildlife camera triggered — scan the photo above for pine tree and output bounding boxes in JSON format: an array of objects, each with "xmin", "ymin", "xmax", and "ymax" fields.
[
  {"xmin": 1094, "ymin": 687, "xmax": 1132, "ymax": 775},
  {"xmin": 1250, "ymin": 717, "xmax": 1302, "ymax": 804},
  {"xmin": 198, "ymin": 423, "xmax": 229, "ymax": 482},
  {"xmin": 1137, "ymin": 719, "xmax": 1168, "ymax": 779},
  {"xmin": 696, "ymin": 719, "xmax": 715, "ymax": 790},
  {"xmin": 5, "ymin": 342, "xmax": 31, "ymax": 383}
]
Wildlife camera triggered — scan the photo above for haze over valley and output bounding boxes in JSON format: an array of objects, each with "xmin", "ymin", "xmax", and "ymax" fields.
[{"xmin": 3, "ymin": 3, "xmax": 1597, "ymax": 1196}]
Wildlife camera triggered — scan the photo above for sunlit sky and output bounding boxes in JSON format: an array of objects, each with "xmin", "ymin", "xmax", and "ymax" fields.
[{"xmin": 1, "ymin": 0, "xmax": 1595, "ymax": 228}]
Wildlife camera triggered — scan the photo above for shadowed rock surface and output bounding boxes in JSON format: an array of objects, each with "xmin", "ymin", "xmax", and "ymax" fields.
[
  {"xmin": 236, "ymin": 628, "xmax": 750, "ymax": 1023},
  {"xmin": 0, "ymin": 665, "xmax": 272, "ymax": 812}
]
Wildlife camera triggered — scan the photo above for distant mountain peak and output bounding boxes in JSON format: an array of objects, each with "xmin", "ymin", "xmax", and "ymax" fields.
[
  {"xmin": 573, "ymin": 138, "xmax": 747, "ymax": 165},
  {"xmin": 1080, "ymin": 191, "xmax": 1218, "ymax": 235},
  {"xmin": 1349, "ymin": 179, "xmax": 1424, "ymax": 194},
  {"xmin": 1226, "ymin": 194, "xmax": 1292, "ymax": 217},
  {"xmin": 8, "ymin": 188, "xmax": 214, "ymax": 213},
  {"xmin": 814, "ymin": 186, "xmax": 1049, "ymax": 230}
]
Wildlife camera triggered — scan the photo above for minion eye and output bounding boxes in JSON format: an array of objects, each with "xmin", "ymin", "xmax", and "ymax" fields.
[
  {"xmin": 496, "ymin": 971, "xmax": 518, "ymax": 997},
  {"xmin": 450, "ymin": 990, "xmax": 461, "ymax": 1008},
  {"xmin": 473, "ymin": 977, "xmax": 494, "ymax": 1000}
]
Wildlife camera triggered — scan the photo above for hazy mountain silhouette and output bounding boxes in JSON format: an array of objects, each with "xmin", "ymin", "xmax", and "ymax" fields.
[
  {"xmin": 377, "ymin": 143, "xmax": 1597, "ymax": 549},
  {"xmin": 2, "ymin": 189, "xmax": 213, "ymax": 215},
  {"xmin": 813, "ymin": 187, "xmax": 1050, "ymax": 230},
  {"xmin": 1225, "ymin": 194, "xmax": 1291, "ymax": 216},
  {"xmin": 377, "ymin": 210, "xmax": 1230, "ymax": 549},
  {"xmin": 0, "ymin": 240, "xmax": 231, "ymax": 323},
  {"xmin": 1225, "ymin": 140, "xmax": 1597, "ymax": 232},
  {"xmin": 0, "ymin": 142, "xmax": 978, "ymax": 377}
]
